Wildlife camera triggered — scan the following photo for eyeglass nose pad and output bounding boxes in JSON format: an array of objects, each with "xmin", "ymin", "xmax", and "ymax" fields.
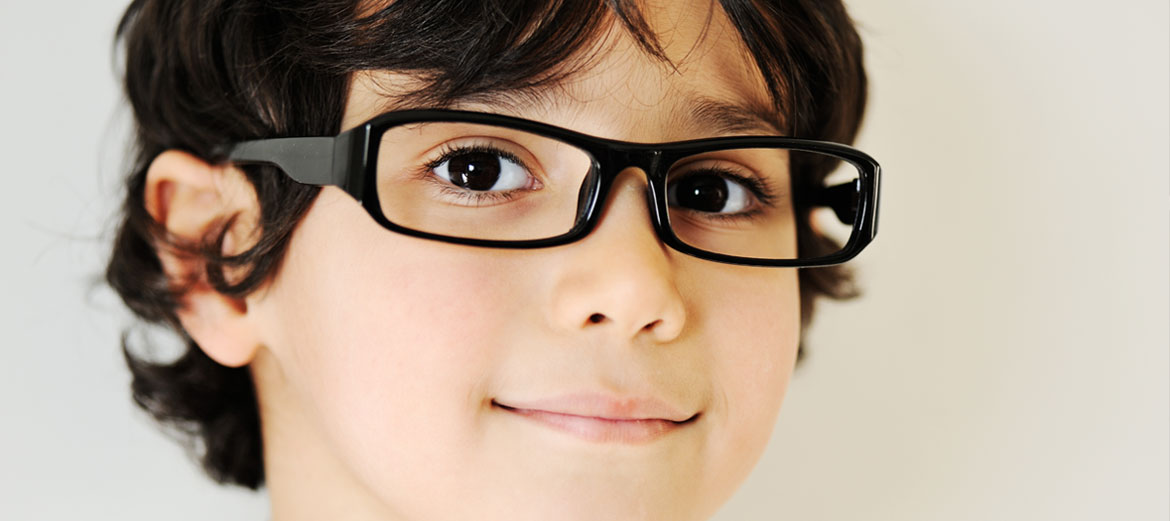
[
  {"xmin": 611, "ymin": 149, "xmax": 671, "ymax": 235},
  {"xmin": 574, "ymin": 149, "xmax": 668, "ymax": 237},
  {"xmin": 574, "ymin": 162, "xmax": 600, "ymax": 224},
  {"xmin": 641, "ymin": 170, "xmax": 672, "ymax": 236}
]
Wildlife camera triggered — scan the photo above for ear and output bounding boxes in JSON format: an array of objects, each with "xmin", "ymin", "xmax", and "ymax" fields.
[{"xmin": 144, "ymin": 150, "xmax": 263, "ymax": 368}]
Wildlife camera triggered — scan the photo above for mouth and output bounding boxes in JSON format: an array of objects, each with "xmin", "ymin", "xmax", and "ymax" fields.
[{"xmin": 491, "ymin": 399, "xmax": 701, "ymax": 444}]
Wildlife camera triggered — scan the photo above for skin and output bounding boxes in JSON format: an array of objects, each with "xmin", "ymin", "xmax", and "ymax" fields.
[{"xmin": 145, "ymin": 3, "xmax": 801, "ymax": 520}]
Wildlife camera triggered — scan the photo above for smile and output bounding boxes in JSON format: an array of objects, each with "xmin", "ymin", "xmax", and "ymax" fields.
[{"xmin": 491, "ymin": 398, "xmax": 700, "ymax": 444}]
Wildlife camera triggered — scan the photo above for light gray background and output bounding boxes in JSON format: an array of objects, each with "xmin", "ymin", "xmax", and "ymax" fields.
[{"xmin": 2, "ymin": 1, "xmax": 1166, "ymax": 519}]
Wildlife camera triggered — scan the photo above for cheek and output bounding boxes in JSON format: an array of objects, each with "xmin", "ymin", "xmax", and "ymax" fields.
[
  {"xmin": 713, "ymin": 271, "xmax": 800, "ymax": 406},
  {"xmin": 685, "ymin": 266, "xmax": 801, "ymax": 493},
  {"xmin": 260, "ymin": 192, "xmax": 527, "ymax": 497}
]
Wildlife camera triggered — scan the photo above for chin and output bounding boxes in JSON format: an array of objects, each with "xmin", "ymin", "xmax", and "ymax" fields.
[{"xmin": 456, "ymin": 473, "xmax": 719, "ymax": 521}]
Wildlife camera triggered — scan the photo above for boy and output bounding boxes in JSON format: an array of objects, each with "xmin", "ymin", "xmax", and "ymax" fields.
[{"xmin": 108, "ymin": 0, "xmax": 878, "ymax": 519}]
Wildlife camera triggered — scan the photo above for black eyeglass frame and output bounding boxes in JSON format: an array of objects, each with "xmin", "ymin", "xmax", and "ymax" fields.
[{"xmin": 222, "ymin": 109, "xmax": 881, "ymax": 267}]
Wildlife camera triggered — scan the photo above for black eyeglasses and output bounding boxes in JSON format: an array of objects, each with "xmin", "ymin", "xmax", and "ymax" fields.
[{"xmin": 221, "ymin": 109, "xmax": 880, "ymax": 267}]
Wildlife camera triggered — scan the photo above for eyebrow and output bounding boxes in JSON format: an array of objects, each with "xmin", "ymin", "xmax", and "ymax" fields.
[
  {"xmin": 685, "ymin": 95, "xmax": 787, "ymax": 136},
  {"xmin": 412, "ymin": 83, "xmax": 787, "ymax": 138}
]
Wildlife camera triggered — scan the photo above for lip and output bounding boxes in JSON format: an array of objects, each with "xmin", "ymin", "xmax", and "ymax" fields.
[{"xmin": 492, "ymin": 394, "xmax": 700, "ymax": 444}]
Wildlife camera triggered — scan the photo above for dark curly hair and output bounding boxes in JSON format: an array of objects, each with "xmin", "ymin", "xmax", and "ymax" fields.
[{"xmin": 106, "ymin": 0, "xmax": 867, "ymax": 490}]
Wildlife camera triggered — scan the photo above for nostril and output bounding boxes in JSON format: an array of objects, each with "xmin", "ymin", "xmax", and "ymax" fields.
[{"xmin": 588, "ymin": 313, "xmax": 605, "ymax": 324}]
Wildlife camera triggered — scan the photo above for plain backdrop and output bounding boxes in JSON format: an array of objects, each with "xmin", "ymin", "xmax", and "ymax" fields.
[{"xmin": 1, "ymin": 1, "xmax": 1166, "ymax": 520}]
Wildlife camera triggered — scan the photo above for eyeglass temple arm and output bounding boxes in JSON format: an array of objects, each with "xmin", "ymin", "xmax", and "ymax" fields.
[
  {"xmin": 813, "ymin": 179, "xmax": 861, "ymax": 224},
  {"xmin": 220, "ymin": 135, "xmax": 354, "ymax": 188}
]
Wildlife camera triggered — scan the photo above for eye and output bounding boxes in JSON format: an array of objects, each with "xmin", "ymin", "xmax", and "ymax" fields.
[
  {"xmin": 430, "ymin": 147, "xmax": 531, "ymax": 192},
  {"xmin": 667, "ymin": 171, "xmax": 754, "ymax": 215}
]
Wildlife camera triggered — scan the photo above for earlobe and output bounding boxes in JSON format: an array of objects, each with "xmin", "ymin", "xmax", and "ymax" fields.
[{"xmin": 144, "ymin": 150, "xmax": 263, "ymax": 368}]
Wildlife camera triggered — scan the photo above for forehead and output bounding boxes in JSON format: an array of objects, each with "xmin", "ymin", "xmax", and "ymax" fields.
[{"xmin": 343, "ymin": 1, "xmax": 780, "ymax": 139}]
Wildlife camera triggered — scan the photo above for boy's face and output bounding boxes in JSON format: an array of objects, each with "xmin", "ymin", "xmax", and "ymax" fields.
[{"xmin": 247, "ymin": 4, "xmax": 799, "ymax": 520}]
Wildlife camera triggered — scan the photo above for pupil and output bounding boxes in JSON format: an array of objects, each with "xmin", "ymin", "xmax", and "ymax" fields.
[
  {"xmin": 676, "ymin": 175, "xmax": 728, "ymax": 212},
  {"xmin": 447, "ymin": 152, "xmax": 501, "ymax": 191}
]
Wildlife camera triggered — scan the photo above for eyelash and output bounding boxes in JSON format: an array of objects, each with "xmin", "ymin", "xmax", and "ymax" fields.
[
  {"xmin": 670, "ymin": 166, "xmax": 782, "ymax": 223},
  {"xmin": 416, "ymin": 143, "xmax": 782, "ymax": 219},
  {"xmin": 419, "ymin": 143, "xmax": 536, "ymax": 206}
]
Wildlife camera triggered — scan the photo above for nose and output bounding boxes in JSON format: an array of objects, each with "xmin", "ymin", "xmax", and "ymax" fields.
[{"xmin": 545, "ymin": 167, "xmax": 687, "ymax": 343}]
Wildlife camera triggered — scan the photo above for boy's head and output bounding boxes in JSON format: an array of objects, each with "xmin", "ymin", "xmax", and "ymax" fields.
[{"xmin": 109, "ymin": 1, "xmax": 867, "ymax": 519}]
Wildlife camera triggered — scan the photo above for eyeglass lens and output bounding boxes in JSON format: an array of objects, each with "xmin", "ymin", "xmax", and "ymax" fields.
[{"xmin": 374, "ymin": 122, "xmax": 858, "ymax": 261}]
